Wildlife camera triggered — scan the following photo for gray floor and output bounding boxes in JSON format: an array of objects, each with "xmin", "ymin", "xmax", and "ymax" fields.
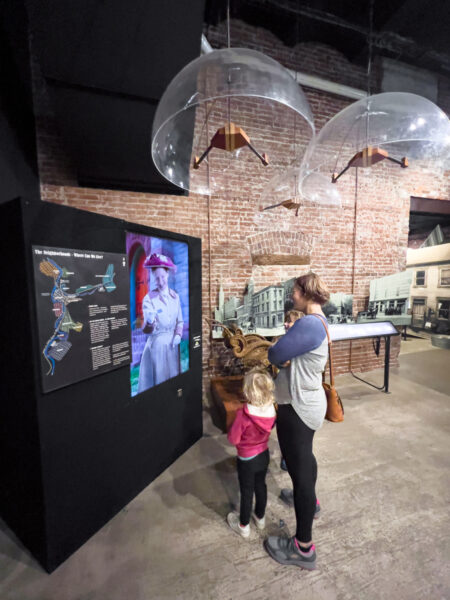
[{"xmin": 1, "ymin": 337, "xmax": 449, "ymax": 600}]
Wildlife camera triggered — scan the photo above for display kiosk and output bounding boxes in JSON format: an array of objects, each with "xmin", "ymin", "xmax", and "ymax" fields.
[{"xmin": 0, "ymin": 198, "xmax": 202, "ymax": 572}]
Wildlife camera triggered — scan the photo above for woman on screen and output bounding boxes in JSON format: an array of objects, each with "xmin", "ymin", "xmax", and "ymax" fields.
[{"xmin": 137, "ymin": 253, "xmax": 183, "ymax": 392}]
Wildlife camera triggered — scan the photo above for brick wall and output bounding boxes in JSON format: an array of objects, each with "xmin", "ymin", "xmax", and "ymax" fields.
[{"xmin": 32, "ymin": 20, "xmax": 450, "ymax": 394}]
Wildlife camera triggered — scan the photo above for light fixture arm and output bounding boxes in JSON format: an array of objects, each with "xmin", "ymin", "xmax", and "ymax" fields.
[
  {"xmin": 331, "ymin": 145, "xmax": 408, "ymax": 182},
  {"xmin": 247, "ymin": 143, "xmax": 269, "ymax": 166},
  {"xmin": 331, "ymin": 164, "xmax": 351, "ymax": 183},
  {"xmin": 193, "ymin": 122, "xmax": 269, "ymax": 170},
  {"xmin": 385, "ymin": 155, "xmax": 408, "ymax": 168}
]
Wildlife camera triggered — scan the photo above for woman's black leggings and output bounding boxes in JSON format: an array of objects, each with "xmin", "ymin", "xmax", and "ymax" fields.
[{"xmin": 276, "ymin": 404, "xmax": 317, "ymax": 542}]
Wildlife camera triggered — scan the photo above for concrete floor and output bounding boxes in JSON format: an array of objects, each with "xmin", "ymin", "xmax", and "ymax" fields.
[{"xmin": 1, "ymin": 337, "xmax": 449, "ymax": 600}]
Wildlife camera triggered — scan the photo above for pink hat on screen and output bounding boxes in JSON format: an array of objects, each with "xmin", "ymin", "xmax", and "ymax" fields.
[{"xmin": 143, "ymin": 253, "xmax": 177, "ymax": 272}]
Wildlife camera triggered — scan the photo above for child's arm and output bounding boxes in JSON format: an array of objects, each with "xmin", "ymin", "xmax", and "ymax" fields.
[{"xmin": 227, "ymin": 408, "xmax": 247, "ymax": 446}]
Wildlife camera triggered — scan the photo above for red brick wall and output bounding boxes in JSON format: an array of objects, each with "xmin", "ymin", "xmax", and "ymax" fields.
[
  {"xmin": 32, "ymin": 21, "xmax": 450, "ymax": 393},
  {"xmin": 204, "ymin": 19, "xmax": 370, "ymax": 92}
]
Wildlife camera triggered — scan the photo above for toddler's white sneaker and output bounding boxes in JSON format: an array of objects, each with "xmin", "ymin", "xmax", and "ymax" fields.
[
  {"xmin": 227, "ymin": 512, "xmax": 250, "ymax": 538},
  {"xmin": 252, "ymin": 513, "xmax": 266, "ymax": 530}
]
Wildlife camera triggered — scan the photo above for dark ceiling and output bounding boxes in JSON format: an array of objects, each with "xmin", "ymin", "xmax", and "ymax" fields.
[
  {"xmin": 26, "ymin": 0, "xmax": 206, "ymax": 194},
  {"xmin": 205, "ymin": 0, "xmax": 450, "ymax": 75}
]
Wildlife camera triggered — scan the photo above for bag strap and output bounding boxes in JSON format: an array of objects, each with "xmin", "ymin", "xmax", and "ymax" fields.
[{"xmin": 310, "ymin": 313, "xmax": 335, "ymax": 387}]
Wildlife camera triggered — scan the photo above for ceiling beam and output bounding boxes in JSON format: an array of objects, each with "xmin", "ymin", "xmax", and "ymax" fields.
[{"xmin": 410, "ymin": 197, "xmax": 450, "ymax": 215}]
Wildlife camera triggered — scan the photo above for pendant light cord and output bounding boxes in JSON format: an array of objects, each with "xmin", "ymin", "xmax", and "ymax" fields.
[
  {"xmin": 227, "ymin": 0, "xmax": 231, "ymax": 126},
  {"xmin": 367, "ymin": 0, "xmax": 374, "ymax": 97},
  {"xmin": 227, "ymin": 0, "xmax": 231, "ymax": 48},
  {"xmin": 293, "ymin": 5, "xmax": 299, "ymax": 202},
  {"xmin": 366, "ymin": 0, "xmax": 375, "ymax": 146}
]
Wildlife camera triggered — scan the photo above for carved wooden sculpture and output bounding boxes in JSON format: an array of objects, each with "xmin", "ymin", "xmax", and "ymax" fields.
[
  {"xmin": 207, "ymin": 318, "xmax": 277, "ymax": 431},
  {"xmin": 207, "ymin": 318, "xmax": 276, "ymax": 373}
]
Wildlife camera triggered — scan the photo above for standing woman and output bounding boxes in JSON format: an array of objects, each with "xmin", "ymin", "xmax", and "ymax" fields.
[
  {"xmin": 265, "ymin": 272, "xmax": 330, "ymax": 570},
  {"xmin": 137, "ymin": 253, "xmax": 184, "ymax": 392}
]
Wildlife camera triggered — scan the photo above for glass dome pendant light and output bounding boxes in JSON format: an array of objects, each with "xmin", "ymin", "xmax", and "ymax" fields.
[
  {"xmin": 260, "ymin": 3, "xmax": 342, "ymax": 214},
  {"xmin": 300, "ymin": 0, "xmax": 450, "ymax": 188},
  {"xmin": 151, "ymin": 1, "xmax": 315, "ymax": 195},
  {"xmin": 192, "ymin": 5, "xmax": 268, "ymax": 172},
  {"xmin": 301, "ymin": 91, "xmax": 450, "ymax": 188},
  {"xmin": 331, "ymin": 0, "xmax": 407, "ymax": 182},
  {"xmin": 261, "ymin": 113, "xmax": 301, "ymax": 214},
  {"xmin": 260, "ymin": 110, "xmax": 342, "ymax": 213},
  {"xmin": 260, "ymin": 165, "xmax": 342, "ymax": 214},
  {"xmin": 261, "ymin": 166, "xmax": 302, "ymax": 215}
]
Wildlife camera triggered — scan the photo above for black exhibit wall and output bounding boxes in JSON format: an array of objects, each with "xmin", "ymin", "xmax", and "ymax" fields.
[
  {"xmin": 0, "ymin": 198, "xmax": 202, "ymax": 572},
  {"xmin": 27, "ymin": 0, "xmax": 206, "ymax": 194},
  {"xmin": 0, "ymin": 0, "xmax": 40, "ymax": 205}
]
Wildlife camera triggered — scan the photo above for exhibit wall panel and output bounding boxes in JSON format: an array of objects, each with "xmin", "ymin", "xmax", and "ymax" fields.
[
  {"xmin": 1, "ymin": 198, "xmax": 202, "ymax": 572},
  {"xmin": 0, "ymin": 199, "xmax": 47, "ymax": 566},
  {"xmin": 0, "ymin": 0, "xmax": 40, "ymax": 205}
]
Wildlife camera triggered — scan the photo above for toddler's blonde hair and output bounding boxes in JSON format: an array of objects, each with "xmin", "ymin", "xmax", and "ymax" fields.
[
  {"xmin": 243, "ymin": 369, "xmax": 275, "ymax": 407},
  {"xmin": 285, "ymin": 309, "xmax": 303, "ymax": 323}
]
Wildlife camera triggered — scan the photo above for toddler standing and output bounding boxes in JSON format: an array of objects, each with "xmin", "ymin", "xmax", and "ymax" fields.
[{"xmin": 227, "ymin": 369, "xmax": 276, "ymax": 538}]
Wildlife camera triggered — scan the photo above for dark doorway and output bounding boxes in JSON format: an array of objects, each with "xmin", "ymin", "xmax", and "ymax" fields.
[{"xmin": 409, "ymin": 197, "xmax": 450, "ymax": 248}]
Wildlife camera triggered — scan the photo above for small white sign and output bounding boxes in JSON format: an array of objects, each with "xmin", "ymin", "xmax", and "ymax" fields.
[{"xmin": 329, "ymin": 321, "xmax": 398, "ymax": 342}]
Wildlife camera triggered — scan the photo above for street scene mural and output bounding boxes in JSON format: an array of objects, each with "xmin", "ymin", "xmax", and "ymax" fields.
[
  {"xmin": 322, "ymin": 292, "xmax": 354, "ymax": 324},
  {"xmin": 212, "ymin": 277, "xmax": 354, "ymax": 338},
  {"xmin": 32, "ymin": 245, "xmax": 131, "ymax": 393},
  {"xmin": 127, "ymin": 232, "xmax": 189, "ymax": 396}
]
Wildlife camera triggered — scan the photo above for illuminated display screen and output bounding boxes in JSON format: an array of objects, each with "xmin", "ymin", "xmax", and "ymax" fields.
[
  {"xmin": 329, "ymin": 321, "xmax": 399, "ymax": 342},
  {"xmin": 127, "ymin": 232, "xmax": 189, "ymax": 397}
]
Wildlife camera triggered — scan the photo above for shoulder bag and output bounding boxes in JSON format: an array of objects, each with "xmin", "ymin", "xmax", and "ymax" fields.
[{"xmin": 311, "ymin": 314, "xmax": 344, "ymax": 423}]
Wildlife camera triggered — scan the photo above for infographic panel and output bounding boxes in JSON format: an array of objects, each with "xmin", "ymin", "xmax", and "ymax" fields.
[{"xmin": 32, "ymin": 245, "xmax": 131, "ymax": 393}]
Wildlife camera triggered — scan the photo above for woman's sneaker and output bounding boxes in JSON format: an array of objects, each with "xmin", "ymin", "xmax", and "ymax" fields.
[
  {"xmin": 264, "ymin": 536, "xmax": 317, "ymax": 570},
  {"xmin": 280, "ymin": 490, "xmax": 321, "ymax": 517},
  {"xmin": 252, "ymin": 513, "xmax": 266, "ymax": 530},
  {"xmin": 227, "ymin": 512, "xmax": 250, "ymax": 538}
]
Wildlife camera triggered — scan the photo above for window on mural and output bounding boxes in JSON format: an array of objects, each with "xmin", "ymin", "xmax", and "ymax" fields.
[
  {"xmin": 415, "ymin": 271, "xmax": 426, "ymax": 286},
  {"xmin": 438, "ymin": 300, "xmax": 450, "ymax": 319},
  {"xmin": 440, "ymin": 268, "xmax": 450, "ymax": 286}
]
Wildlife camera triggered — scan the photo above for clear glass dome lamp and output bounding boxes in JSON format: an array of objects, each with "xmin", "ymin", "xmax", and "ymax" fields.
[
  {"xmin": 151, "ymin": 48, "xmax": 315, "ymax": 195},
  {"xmin": 260, "ymin": 167, "xmax": 342, "ymax": 216},
  {"xmin": 301, "ymin": 92, "xmax": 450, "ymax": 189}
]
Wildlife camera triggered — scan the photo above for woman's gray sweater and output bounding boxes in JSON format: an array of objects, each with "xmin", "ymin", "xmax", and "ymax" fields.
[{"xmin": 269, "ymin": 315, "xmax": 328, "ymax": 430}]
